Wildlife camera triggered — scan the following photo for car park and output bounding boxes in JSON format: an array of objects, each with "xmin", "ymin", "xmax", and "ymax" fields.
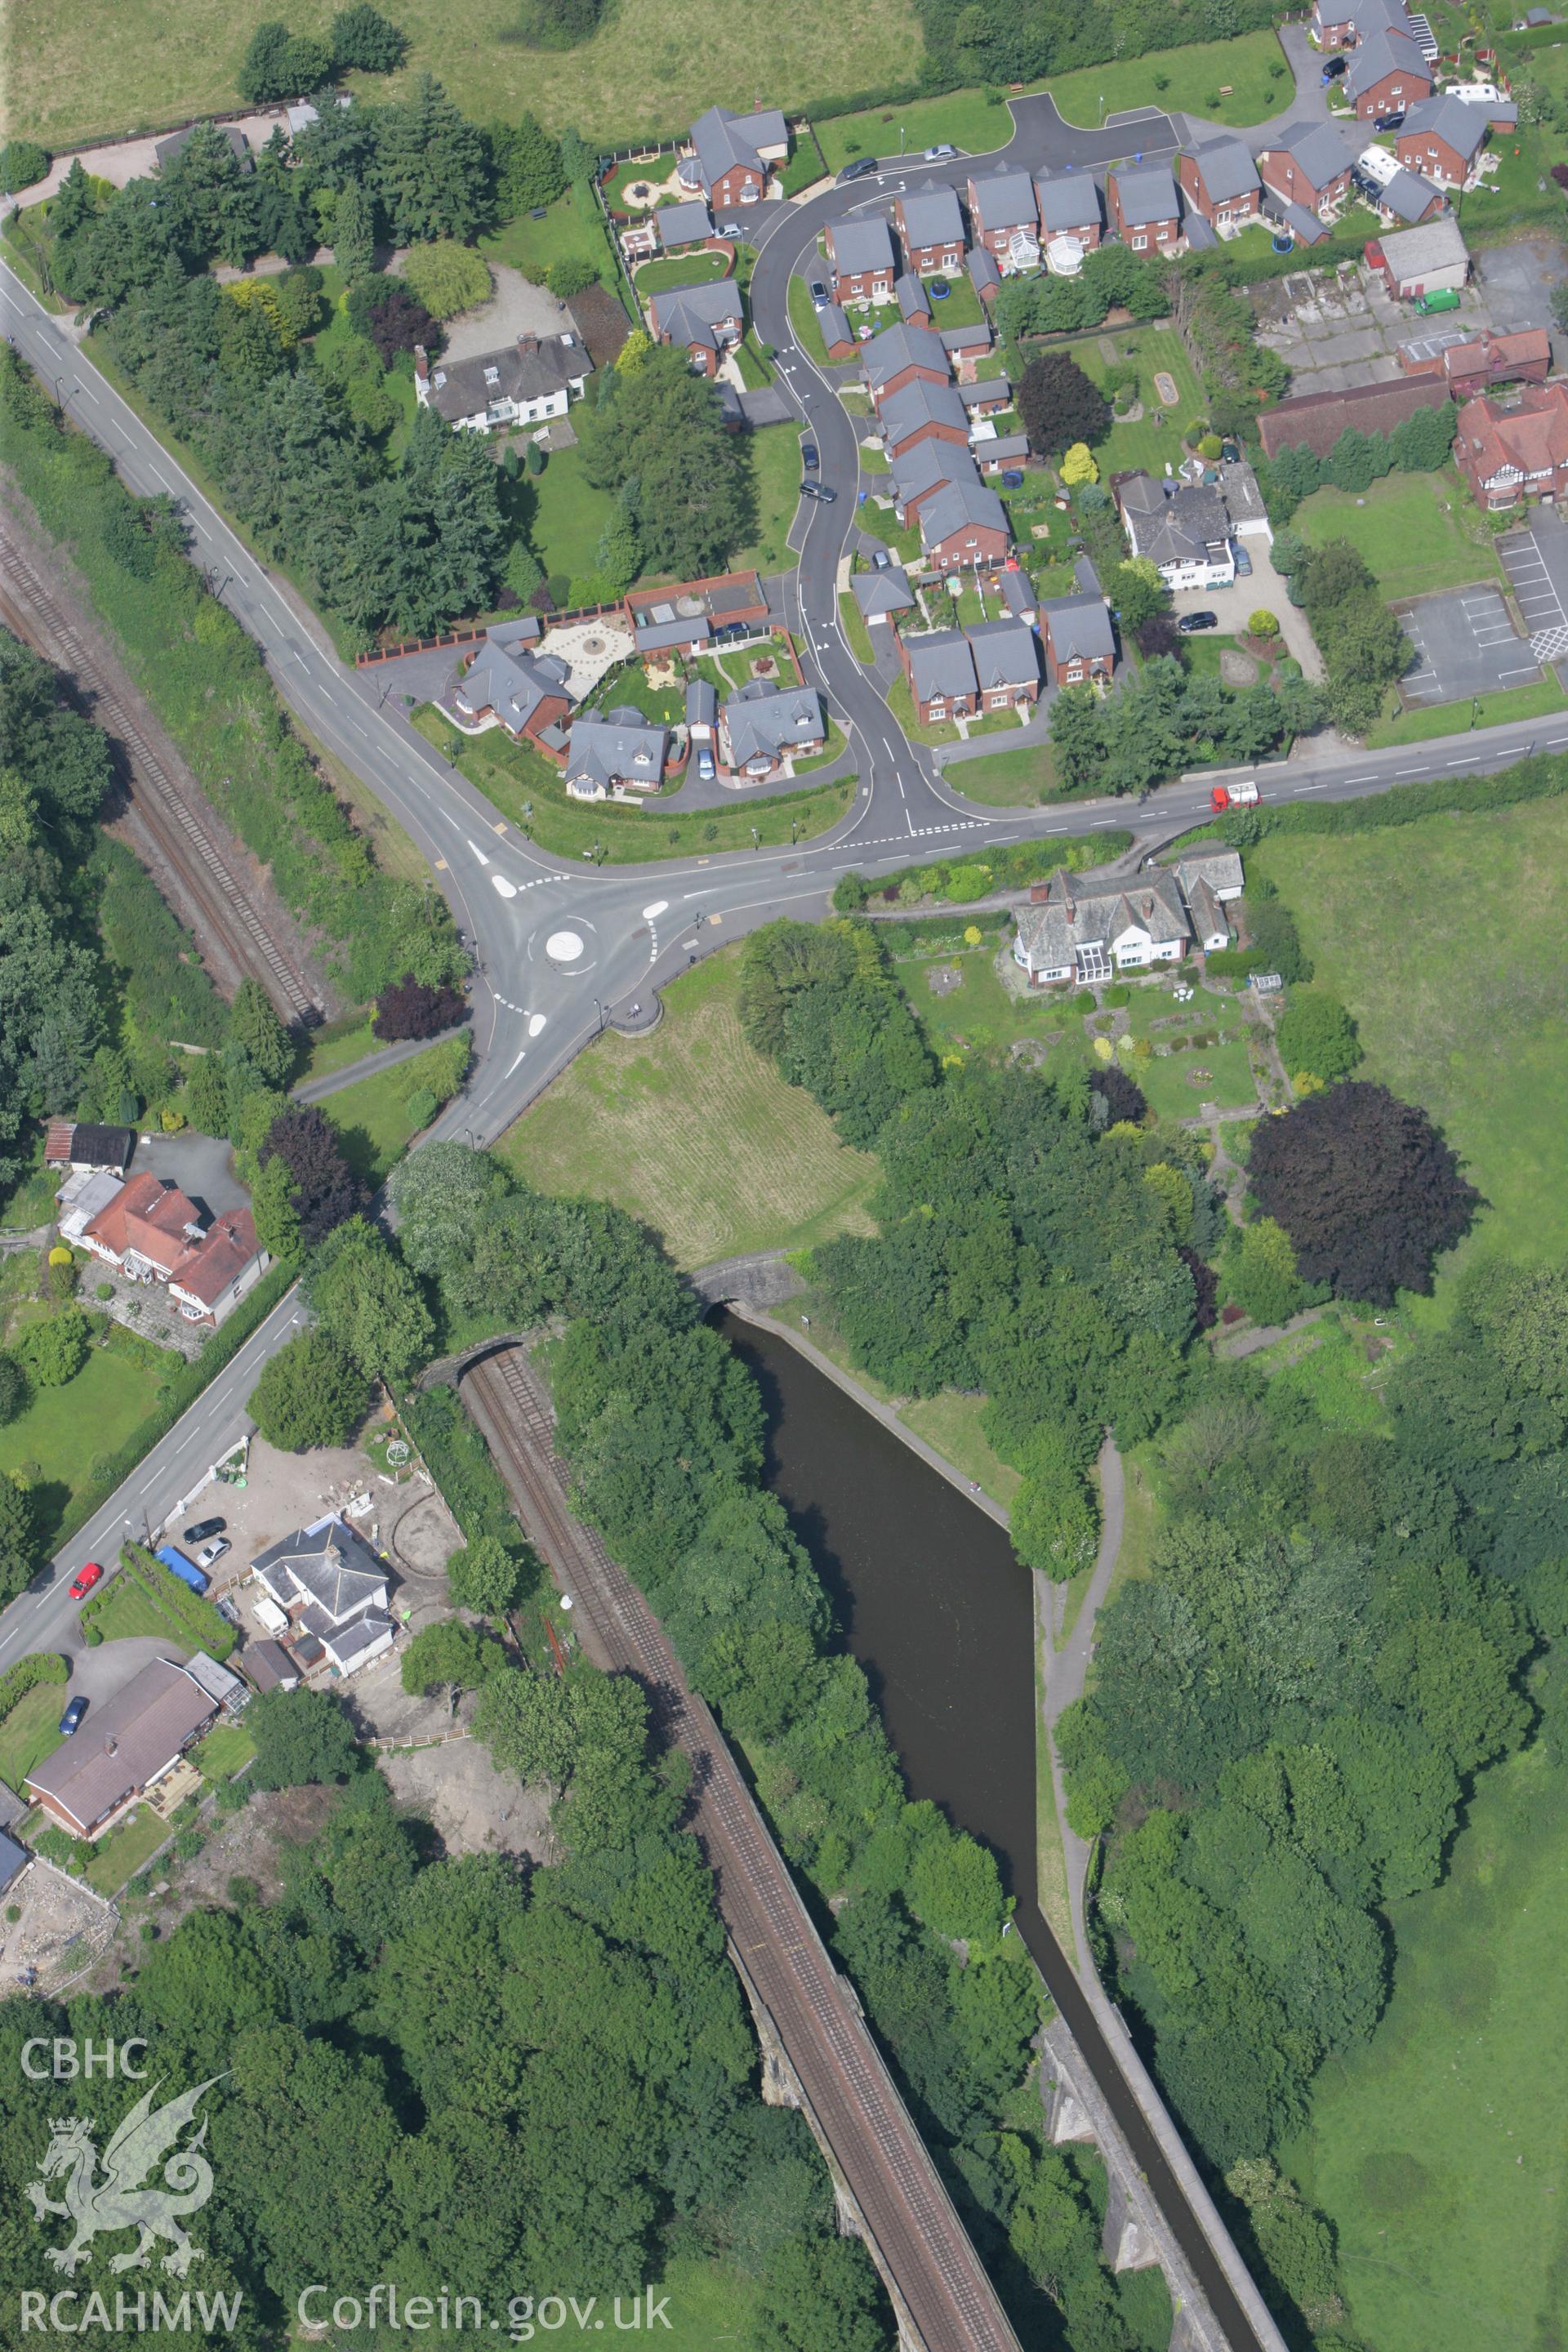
[
  {"xmin": 59, "ymin": 1695, "xmax": 88, "ymax": 1736},
  {"xmin": 924, "ymin": 143, "xmax": 958, "ymax": 160},
  {"xmin": 196, "ymin": 1537, "xmax": 230, "ymax": 1571},
  {"xmin": 809, "ymin": 279, "xmax": 829, "ymax": 308},
  {"xmin": 69, "ymin": 1560, "xmax": 104, "ymax": 1600},
  {"xmin": 183, "ymin": 1517, "xmax": 225, "ymax": 1546},
  {"xmin": 840, "ymin": 157, "xmax": 879, "ymax": 182},
  {"xmin": 1178, "ymin": 610, "xmax": 1219, "ymax": 632},
  {"xmin": 802, "ymin": 443, "xmax": 819, "ymax": 469},
  {"xmin": 800, "ymin": 480, "xmax": 837, "ymax": 501}
]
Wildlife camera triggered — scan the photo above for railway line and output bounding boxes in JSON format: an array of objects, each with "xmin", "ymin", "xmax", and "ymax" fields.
[
  {"xmin": 462, "ymin": 1343, "xmax": 1025, "ymax": 2352},
  {"xmin": 0, "ymin": 516, "xmax": 318, "ymax": 1022}
]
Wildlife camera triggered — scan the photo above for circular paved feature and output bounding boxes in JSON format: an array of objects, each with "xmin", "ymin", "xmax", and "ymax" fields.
[{"xmin": 545, "ymin": 929, "xmax": 586, "ymax": 965}]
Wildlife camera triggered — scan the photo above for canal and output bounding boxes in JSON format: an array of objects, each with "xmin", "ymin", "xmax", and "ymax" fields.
[{"xmin": 719, "ymin": 1312, "xmax": 1267, "ymax": 2352}]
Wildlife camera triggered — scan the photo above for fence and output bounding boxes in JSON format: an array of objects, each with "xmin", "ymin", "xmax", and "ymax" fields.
[{"xmin": 357, "ymin": 602, "xmax": 627, "ymax": 666}]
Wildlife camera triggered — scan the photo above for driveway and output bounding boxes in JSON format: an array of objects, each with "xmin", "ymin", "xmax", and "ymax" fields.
[
  {"xmin": 425, "ymin": 263, "xmax": 578, "ymax": 362},
  {"xmin": 1171, "ymin": 537, "xmax": 1322, "ymax": 680},
  {"xmin": 131, "ymin": 1129, "xmax": 249, "ymax": 1220}
]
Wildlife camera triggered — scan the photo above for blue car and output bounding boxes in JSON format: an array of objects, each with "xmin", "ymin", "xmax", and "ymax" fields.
[{"xmin": 59, "ymin": 1695, "xmax": 88, "ymax": 1736}]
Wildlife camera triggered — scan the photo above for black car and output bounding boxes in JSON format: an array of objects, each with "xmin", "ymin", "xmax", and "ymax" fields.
[
  {"xmin": 808, "ymin": 279, "xmax": 830, "ymax": 307},
  {"xmin": 1220, "ymin": 439, "xmax": 1241, "ymax": 463},
  {"xmin": 1178, "ymin": 611, "xmax": 1220, "ymax": 633},
  {"xmin": 801, "ymin": 443, "xmax": 820, "ymax": 470},
  {"xmin": 1372, "ymin": 109, "xmax": 1405, "ymax": 131},
  {"xmin": 59, "ymin": 1695, "xmax": 89, "ymax": 1737},
  {"xmin": 183, "ymin": 1516, "xmax": 226, "ymax": 1546},
  {"xmin": 839, "ymin": 156, "xmax": 879, "ymax": 182},
  {"xmin": 800, "ymin": 480, "xmax": 837, "ymax": 501},
  {"xmin": 1320, "ymin": 53, "xmax": 1348, "ymax": 78}
]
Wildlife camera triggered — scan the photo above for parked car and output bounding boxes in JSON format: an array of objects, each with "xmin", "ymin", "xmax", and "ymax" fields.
[
  {"xmin": 195, "ymin": 1537, "xmax": 230, "ymax": 1572},
  {"xmin": 840, "ymin": 157, "xmax": 879, "ymax": 182},
  {"xmin": 800, "ymin": 480, "xmax": 838, "ymax": 501},
  {"xmin": 1413, "ymin": 287, "xmax": 1462, "ymax": 314},
  {"xmin": 59, "ymin": 1695, "xmax": 88, "ymax": 1737},
  {"xmin": 697, "ymin": 748, "xmax": 715, "ymax": 782},
  {"xmin": 929, "ymin": 277, "xmax": 951, "ymax": 300},
  {"xmin": 801, "ymin": 443, "xmax": 820, "ymax": 469},
  {"xmin": 183, "ymin": 1517, "xmax": 225, "ymax": 1546},
  {"xmin": 1178, "ymin": 610, "xmax": 1219, "ymax": 632},
  {"xmin": 809, "ymin": 279, "xmax": 830, "ymax": 308},
  {"xmin": 1220, "ymin": 439, "xmax": 1241, "ymax": 463},
  {"xmin": 1232, "ymin": 542, "xmax": 1253, "ymax": 577},
  {"xmin": 872, "ymin": 546, "xmax": 893, "ymax": 569},
  {"xmin": 1321, "ymin": 54, "xmax": 1348, "ymax": 78},
  {"xmin": 924, "ymin": 142, "xmax": 958, "ymax": 161},
  {"xmin": 1373, "ymin": 109, "xmax": 1405, "ymax": 130},
  {"xmin": 69, "ymin": 1560, "xmax": 104, "ymax": 1600},
  {"xmin": 715, "ymin": 620, "xmax": 750, "ymax": 642},
  {"xmin": 1000, "ymin": 468, "xmax": 1025, "ymax": 488}
]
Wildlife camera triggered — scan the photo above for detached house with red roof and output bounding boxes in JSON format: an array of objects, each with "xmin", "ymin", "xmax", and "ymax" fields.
[
  {"xmin": 81, "ymin": 1175, "xmax": 268, "ymax": 1328},
  {"xmin": 1454, "ymin": 381, "xmax": 1568, "ymax": 510}
]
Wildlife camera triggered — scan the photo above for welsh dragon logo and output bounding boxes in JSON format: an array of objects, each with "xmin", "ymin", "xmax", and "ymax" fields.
[{"xmin": 26, "ymin": 2078, "xmax": 221, "ymax": 2277}]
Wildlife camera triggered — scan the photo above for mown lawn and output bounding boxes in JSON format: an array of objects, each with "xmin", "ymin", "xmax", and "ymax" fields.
[
  {"xmin": 648, "ymin": 2254, "xmax": 768, "ymax": 2350},
  {"xmin": 84, "ymin": 1576, "xmax": 191, "ymax": 1647},
  {"xmin": 943, "ymin": 740, "xmax": 1062, "ymax": 805},
  {"xmin": 1285, "ymin": 1740, "xmax": 1568, "ymax": 2352},
  {"xmin": 300, "ymin": 1018, "xmax": 379, "ymax": 1084},
  {"xmin": 9, "ymin": 0, "xmax": 925, "ymax": 149},
  {"xmin": 0, "ymin": 1332, "xmax": 174, "ymax": 1550},
  {"xmin": 733, "ymin": 423, "xmax": 804, "ymax": 577},
  {"xmin": 1048, "ymin": 32, "xmax": 1293, "ymax": 132},
  {"xmin": 505, "ymin": 443, "xmax": 621, "ymax": 598},
  {"xmin": 1368, "ymin": 674, "xmax": 1568, "ymax": 747},
  {"xmin": 813, "ymin": 87, "xmax": 1014, "ymax": 172},
  {"xmin": 194, "ymin": 1722, "xmax": 256, "ymax": 1781},
  {"xmin": 1294, "ymin": 470, "xmax": 1500, "ymax": 602},
  {"xmin": 1071, "ymin": 327, "xmax": 1206, "ymax": 479},
  {"xmin": 323, "ymin": 1038, "xmax": 469, "ymax": 1180},
  {"xmin": 1250, "ymin": 796, "xmax": 1568, "ymax": 1294},
  {"xmin": 901, "ymin": 1392, "xmax": 1021, "ymax": 1503},
  {"xmin": 496, "ymin": 947, "xmax": 880, "ymax": 1269},
  {"xmin": 0, "ymin": 1684, "xmax": 68, "ymax": 1796},
  {"xmin": 786, "ymin": 274, "xmax": 833, "ymax": 368},
  {"xmin": 84, "ymin": 1802, "xmax": 170, "ymax": 1895},
  {"xmin": 633, "ymin": 251, "xmax": 731, "ymax": 296},
  {"xmin": 480, "ymin": 187, "xmax": 611, "ymax": 289}
]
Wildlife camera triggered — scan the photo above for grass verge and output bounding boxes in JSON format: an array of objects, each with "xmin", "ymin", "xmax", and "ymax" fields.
[
  {"xmin": 0, "ymin": 1686, "xmax": 68, "ymax": 1796},
  {"xmin": 1369, "ymin": 674, "xmax": 1568, "ymax": 748}
]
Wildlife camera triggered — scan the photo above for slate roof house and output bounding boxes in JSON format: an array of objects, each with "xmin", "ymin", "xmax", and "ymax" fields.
[
  {"xmin": 825, "ymin": 215, "xmax": 898, "ymax": 306},
  {"xmin": 889, "ymin": 439, "xmax": 972, "ymax": 524},
  {"xmin": 1312, "ymin": 0, "xmax": 1414, "ymax": 47},
  {"xmin": 896, "ymin": 273, "xmax": 932, "ymax": 324},
  {"xmin": 27, "ymin": 1657, "xmax": 221, "ymax": 1838},
  {"xmin": 969, "ymin": 246, "xmax": 1003, "ymax": 303},
  {"xmin": 1370, "ymin": 166, "xmax": 1447, "ymax": 225},
  {"xmin": 1395, "ymin": 93, "xmax": 1491, "ymax": 186},
  {"xmin": 852, "ymin": 566, "xmax": 916, "ymax": 626},
  {"xmin": 862, "ymin": 319, "xmax": 951, "ymax": 406},
  {"xmin": 818, "ymin": 301, "xmax": 858, "ymax": 362},
  {"xmin": 919, "ymin": 474, "xmax": 1011, "ymax": 570},
  {"xmin": 1013, "ymin": 867, "xmax": 1194, "ymax": 984},
  {"xmin": 894, "ymin": 182, "xmax": 966, "ymax": 274},
  {"xmin": 721, "ymin": 680, "xmax": 826, "ymax": 777},
  {"xmin": 879, "ymin": 376, "xmax": 971, "ymax": 460},
  {"xmin": 901, "ymin": 629, "xmax": 980, "ymax": 724},
  {"xmin": 1454, "ymin": 380, "xmax": 1568, "ymax": 509},
  {"xmin": 1344, "ymin": 27, "xmax": 1433, "ymax": 118},
  {"xmin": 562, "ymin": 710, "xmax": 670, "ymax": 800},
  {"xmin": 1256, "ymin": 121, "xmax": 1355, "ymax": 220},
  {"xmin": 686, "ymin": 678, "xmax": 719, "ymax": 739},
  {"xmin": 1107, "ymin": 164, "xmax": 1184, "ymax": 253},
  {"xmin": 966, "ymin": 170, "xmax": 1040, "ymax": 272},
  {"xmin": 1178, "ymin": 139, "xmax": 1262, "ymax": 234},
  {"xmin": 1033, "ymin": 173, "xmax": 1103, "ymax": 260},
  {"xmin": 1039, "ymin": 590, "xmax": 1116, "ymax": 688},
  {"xmin": 454, "ymin": 634, "xmax": 574, "ymax": 748},
  {"xmin": 252, "ymin": 1517, "xmax": 396, "ymax": 1679},
  {"xmin": 648, "ymin": 281, "xmax": 745, "ymax": 376},
  {"xmin": 656, "ymin": 197, "xmax": 715, "ymax": 250},
  {"xmin": 1173, "ymin": 851, "xmax": 1245, "ymax": 951},
  {"xmin": 966, "ymin": 617, "xmax": 1040, "ymax": 706},
  {"xmin": 679, "ymin": 105, "xmax": 789, "ymax": 210},
  {"xmin": 1115, "ymin": 473, "xmax": 1236, "ymax": 590},
  {"xmin": 156, "ymin": 122, "xmax": 252, "ymax": 172},
  {"xmin": 413, "ymin": 333, "xmax": 589, "ymax": 433}
]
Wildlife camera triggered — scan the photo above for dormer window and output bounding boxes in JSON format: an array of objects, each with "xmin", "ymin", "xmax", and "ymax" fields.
[
  {"xmin": 433, "ymin": 370, "xmax": 447, "ymax": 388},
  {"xmin": 483, "ymin": 366, "xmax": 500, "ymax": 386}
]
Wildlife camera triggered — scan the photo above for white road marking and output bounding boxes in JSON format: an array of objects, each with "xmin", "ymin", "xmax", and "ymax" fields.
[
  {"xmin": 466, "ymin": 840, "xmax": 492, "ymax": 866},
  {"xmin": 528, "ymin": 1013, "xmax": 546, "ymax": 1037},
  {"xmin": 641, "ymin": 899, "xmax": 669, "ymax": 920},
  {"xmin": 492, "ymin": 875, "xmax": 519, "ymax": 898}
]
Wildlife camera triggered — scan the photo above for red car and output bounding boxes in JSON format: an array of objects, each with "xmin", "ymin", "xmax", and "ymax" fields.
[{"xmin": 69, "ymin": 1561, "xmax": 104, "ymax": 1601}]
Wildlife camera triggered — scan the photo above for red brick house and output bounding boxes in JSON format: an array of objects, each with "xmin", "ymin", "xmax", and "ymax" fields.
[
  {"xmin": 1344, "ymin": 29, "xmax": 1433, "ymax": 120},
  {"xmin": 1040, "ymin": 590, "xmax": 1116, "ymax": 688},
  {"xmin": 965, "ymin": 169, "xmax": 1040, "ymax": 272},
  {"xmin": 1312, "ymin": 0, "xmax": 1413, "ymax": 48},
  {"xmin": 893, "ymin": 182, "xmax": 965, "ymax": 275},
  {"xmin": 1257, "ymin": 121, "xmax": 1354, "ymax": 220},
  {"xmin": 1454, "ymin": 381, "xmax": 1568, "ymax": 510},
  {"xmin": 1394, "ymin": 93, "xmax": 1490, "ymax": 188},
  {"xmin": 818, "ymin": 301, "xmax": 858, "ymax": 362},
  {"xmin": 825, "ymin": 215, "xmax": 898, "ymax": 307},
  {"xmin": 678, "ymin": 105, "xmax": 789, "ymax": 213},
  {"xmin": 1178, "ymin": 139, "xmax": 1262, "ymax": 234},
  {"xmin": 1107, "ymin": 163, "xmax": 1183, "ymax": 254},
  {"xmin": 1396, "ymin": 327, "xmax": 1550, "ymax": 390},
  {"xmin": 861, "ymin": 320, "xmax": 951, "ymax": 409},
  {"xmin": 454, "ymin": 634, "xmax": 573, "ymax": 748},
  {"xmin": 899, "ymin": 629, "xmax": 978, "ymax": 724},
  {"xmin": 878, "ymin": 376, "xmax": 970, "ymax": 461},
  {"xmin": 918, "ymin": 475, "xmax": 1011, "ymax": 572}
]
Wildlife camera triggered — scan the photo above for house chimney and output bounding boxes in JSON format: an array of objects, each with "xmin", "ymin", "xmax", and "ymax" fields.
[
  {"xmin": 412, "ymin": 343, "xmax": 430, "ymax": 396},
  {"xmin": 1061, "ymin": 873, "xmax": 1075, "ymax": 920},
  {"xmin": 1143, "ymin": 894, "xmax": 1154, "ymax": 919}
]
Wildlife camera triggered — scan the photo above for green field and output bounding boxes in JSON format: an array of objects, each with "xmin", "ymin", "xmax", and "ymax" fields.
[
  {"xmin": 85, "ymin": 1802, "xmax": 171, "ymax": 1895},
  {"xmin": 648, "ymin": 2255, "xmax": 766, "ymax": 2350},
  {"xmin": 506, "ymin": 443, "xmax": 620, "ymax": 599},
  {"xmin": 496, "ymin": 947, "xmax": 880, "ymax": 1269},
  {"xmin": 0, "ymin": 1331, "xmax": 174, "ymax": 1548},
  {"xmin": 1071, "ymin": 327, "xmax": 1205, "ymax": 480},
  {"xmin": 479, "ymin": 187, "xmax": 612, "ymax": 291},
  {"xmin": 786, "ymin": 274, "xmax": 834, "ymax": 368},
  {"xmin": 901, "ymin": 1391, "xmax": 1021, "ymax": 1504},
  {"xmin": 0, "ymin": 1683, "xmax": 67, "ymax": 1795},
  {"xmin": 324, "ymin": 1038, "xmax": 467, "ymax": 1180},
  {"xmin": 85, "ymin": 1576, "xmax": 194, "ymax": 1647},
  {"xmin": 6, "ymin": 0, "xmax": 926, "ymax": 150},
  {"xmin": 732, "ymin": 422, "xmax": 804, "ymax": 577},
  {"xmin": 632, "ymin": 250, "xmax": 731, "ymax": 296},
  {"xmin": 1285, "ymin": 1742, "xmax": 1568, "ymax": 2352},
  {"xmin": 1250, "ymin": 796, "xmax": 1568, "ymax": 1292},
  {"xmin": 945, "ymin": 741, "xmax": 1062, "ymax": 804},
  {"xmin": 813, "ymin": 87, "xmax": 1015, "ymax": 172},
  {"xmin": 1294, "ymin": 471, "xmax": 1501, "ymax": 602},
  {"xmin": 1047, "ymin": 30, "xmax": 1292, "ymax": 131},
  {"xmin": 301, "ymin": 1018, "xmax": 379, "ymax": 1085},
  {"xmin": 413, "ymin": 705, "xmax": 852, "ymax": 863}
]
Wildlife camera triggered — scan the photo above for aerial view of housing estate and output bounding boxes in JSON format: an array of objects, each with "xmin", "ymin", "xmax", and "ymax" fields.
[{"xmin": 1, "ymin": 0, "xmax": 1565, "ymax": 2343}]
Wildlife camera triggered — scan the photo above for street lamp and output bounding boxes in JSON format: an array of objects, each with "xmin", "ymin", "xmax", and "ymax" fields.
[{"xmin": 593, "ymin": 998, "xmax": 604, "ymax": 1031}]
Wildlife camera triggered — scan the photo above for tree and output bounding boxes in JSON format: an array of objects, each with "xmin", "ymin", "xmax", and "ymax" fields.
[
  {"xmin": 1059, "ymin": 440, "xmax": 1098, "ymax": 487},
  {"xmin": 13, "ymin": 1307, "xmax": 90, "ymax": 1390},
  {"xmin": 305, "ymin": 1214, "xmax": 434, "ymax": 1383},
  {"xmin": 372, "ymin": 972, "xmax": 468, "ymax": 1040},
  {"xmin": 1138, "ymin": 613, "xmax": 1180, "ymax": 660},
  {"xmin": 1046, "ymin": 681, "xmax": 1107, "ymax": 792},
  {"xmin": 400, "ymin": 1617, "xmax": 497, "ymax": 1698},
  {"xmin": 546, "ymin": 252, "xmax": 599, "ymax": 298},
  {"xmin": 228, "ymin": 978, "xmax": 295, "ymax": 1088},
  {"xmin": 251, "ymin": 1152, "xmax": 303, "ymax": 1262},
  {"xmin": 248, "ymin": 1686, "xmax": 362, "ymax": 1788},
  {"xmin": 488, "ymin": 113, "xmax": 566, "ymax": 214},
  {"xmin": 1111, "ymin": 556, "xmax": 1165, "ymax": 630},
  {"xmin": 1018, "ymin": 351, "xmax": 1108, "ymax": 459},
  {"xmin": 237, "ymin": 21, "xmax": 297, "ymax": 105},
  {"xmin": 248, "ymin": 1329, "xmax": 369, "ymax": 1450},
  {"xmin": 446, "ymin": 1533, "xmax": 524, "ymax": 1618},
  {"xmin": 373, "ymin": 74, "xmax": 490, "ymax": 244},
  {"xmin": 1226, "ymin": 1216, "xmax": 1306, "ymax": 1326},
  {"xmin": 260, "ymin": 1103, "xmax": 368, "ymax": 1245},
  {"xmin": 1248, "ymin": 608, "xmax": 1281, "ymax": 639},
  {"xmin": 1010, "ymin": 1422, "xmax": 1098, "ymax": 1574},
  {"xmin": 579, "ymin": 345, "xmax": 751, "ymax": 580},
  {"xmin": 764, "ymin": 2234, "xmax": 891, "ymax": 2352},
  {"xmin": 386, "ymin": 1139, "xmax": 507, "ymax": 1273},
  {"xmin": 350, "ymin": 278, "xmax": 437, "ymax": 363},
  {"xmin": 0, "ymin": 1472, "xmax": 37, "ymax": 1606},
  {"xmin": 1, "ymin": 140, "xmax": 48, "ymax": 195},
  {"xmin": 331, "ymin": 2, "xmax": 408, "ymax": 70},
  {"xmin": 0, "ymin": 1354, "xmax": 24, "ymax": 1426},
  {"xmin": 400, "ymin": 238, "xmax": 491, "ymax": 321},
  {"xmin": 1250, "ymin": 1081, "xmax": 1480, "ymax": 1305},
  {"xmin": 1276, "ymin": 992, "xmax": 1362, "ymax": 1086},
  {"xmin": 326, "ymin": 178, "xmax": 376, "ymax": 282}
]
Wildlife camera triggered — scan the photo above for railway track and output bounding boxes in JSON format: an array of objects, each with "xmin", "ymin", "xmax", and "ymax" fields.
[
  {"xmin": 0, "ymin": 519, "xmax": 317, "ymax": 1021},
  {"xmin": 463, "ymin": 1345, "xmax": 1024, "ymax": 2352}
]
